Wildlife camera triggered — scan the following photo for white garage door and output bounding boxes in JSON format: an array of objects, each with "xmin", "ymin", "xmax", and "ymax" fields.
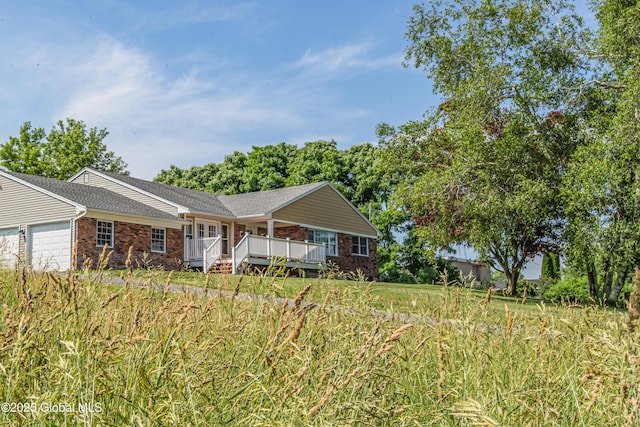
[
  {"xmin": 29, "ymin": 222, "xmax": 71, "ymax": 271},
  {"xmin": 0, "ymin": 228, "xmax": 20, "ymax": 269}
]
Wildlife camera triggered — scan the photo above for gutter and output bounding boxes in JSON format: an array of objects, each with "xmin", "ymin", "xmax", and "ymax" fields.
[
  {"xmin": 72, "ymin": 209, "xmax": 88, "ymax": 269},
  {"xmin": 84, "ymin": 208, "xmax": 190, "ymax": 225}
]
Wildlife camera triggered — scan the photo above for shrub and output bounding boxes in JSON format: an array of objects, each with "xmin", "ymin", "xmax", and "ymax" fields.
[
  {"xmin": 544, "ymin": 276, "xmax": 592, "ymax": 304},
  {"xmin": 517, "ymin": 280, "xmax": 539, "ymax": 297},
  {"xmin": 379, "ymin": 266, "xmax": 417, "ymax": 284}
]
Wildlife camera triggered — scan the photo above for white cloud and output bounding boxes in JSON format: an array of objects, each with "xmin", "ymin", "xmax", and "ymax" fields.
[
  {"xmin": 293, "ymin": 42, "xmax": 402, "ymax": 78},
  {"xmin": 50, "ymin": 37, "xmax": 315, "ymax": 178},
  {"xmin": 0, "ymin": 26, "xmax": 390, "ymax": 180},
  {"xmin": 120, "ymin": 2, "xmax": 259, "ymax": 34}
]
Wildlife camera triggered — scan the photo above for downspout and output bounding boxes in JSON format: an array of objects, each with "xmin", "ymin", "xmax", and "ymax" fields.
[{"xmin": 72, "ymin": 209, "xmax": 87, "ymax": 270}]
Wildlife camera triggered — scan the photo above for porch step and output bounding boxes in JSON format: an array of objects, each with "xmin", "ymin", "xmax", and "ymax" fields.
[{"xmin": 208, "ymin": 260, "xmax": 233, "ymax": 274}]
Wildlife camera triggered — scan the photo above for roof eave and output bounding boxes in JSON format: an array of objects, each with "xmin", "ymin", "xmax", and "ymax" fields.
[
  {"xmin": 185, "ymin": 210, "xmax": 237, "ymax": 220},
  {"xmin": 85, "ymin": 208, "xmax": 190, "ymax": 225}
]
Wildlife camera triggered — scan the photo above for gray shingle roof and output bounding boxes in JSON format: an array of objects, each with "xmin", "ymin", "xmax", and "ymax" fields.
[
  {"xmin": 218, "ymin": 182, "xmax": 327, "ymax": 216},
  {"xmin": 6, "ymin": 171, "xmax": 182, "ymax": 222},
  {"xmin": 97, "ymin": 171, "xmax": 234, "ymax": 216},
  {"xmin": 95, "ymin": 170, "xmax": 327, "ymax": 218}
]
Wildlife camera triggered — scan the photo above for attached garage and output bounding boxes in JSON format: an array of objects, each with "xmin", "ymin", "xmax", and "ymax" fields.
[
  {"xmin": 1, "ymin": 170, "xmax": 188, "ymax": 272},
  {"xmin": 29, "ymin": 222, "xmax": 71, "ymax": 271},
  {"xmin": 0, "ymin": 227, "xmax": 20, "ymax": 268}
]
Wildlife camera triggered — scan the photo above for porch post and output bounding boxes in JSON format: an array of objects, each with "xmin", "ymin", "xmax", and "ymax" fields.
[
  {"xmin": 232, "ymin": 247, "xmax": 237, "ymax": 274},
  {"xmin": 286, "ymin": 238, "xmax": 291, "ymax": 261},
  {"xmin": 267, "ymin": 220, "xmax": 274, "ymax": 237},
  {"xmin": 267, "ymin": 235, "xmax": 272, "ymax": 257}
]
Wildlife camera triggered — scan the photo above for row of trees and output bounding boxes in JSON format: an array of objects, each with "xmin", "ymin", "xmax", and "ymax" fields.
[{"xmin": 378, "ymin": 0, "xmax": 640, "ymax": 300}]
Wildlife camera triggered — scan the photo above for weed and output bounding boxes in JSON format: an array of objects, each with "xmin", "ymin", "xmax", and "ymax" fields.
[{"xmin": 0, "ymin": 268, "xmax": 637, "ymax": 425}]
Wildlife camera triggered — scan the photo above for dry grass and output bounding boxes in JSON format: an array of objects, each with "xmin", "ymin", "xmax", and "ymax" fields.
[{"xmin": 0, "ymin": 267, "xmax": 638, "ymax": 426}]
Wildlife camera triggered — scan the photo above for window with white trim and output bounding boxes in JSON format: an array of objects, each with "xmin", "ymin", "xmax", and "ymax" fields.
[
  {"xmin": 96, "ymin": 220, "xmax": 113, "ymax": 248},
  {"xmin": 151, "ymin": 227, "xmax": 166, "ymax": 253},
  {"xmin": 308, "ymin": 230, "xmax": 338, "ymax": 256},
  {"xmin": 352, "ymin": 236, "xmax": 368, "ymax": 256}
]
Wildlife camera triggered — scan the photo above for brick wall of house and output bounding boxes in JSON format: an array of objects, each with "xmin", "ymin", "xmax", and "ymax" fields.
[
  {"xmin": 273, "ymin": 225, "xmax": 378, "ymax": 279},
  {"xmin": 234, "ymin": 223, "xmax": 246, "ymax": 245},
  {"xmin": 327, "ymin": 234, "xmax": 378, "ymax": 279},
  {"xmin": 274, "ymin": 225, "xmax": 308, "ymax": 241},
  {"xmin": 75, "ymin": 217, "xmax": 183, "ymax": 270}
]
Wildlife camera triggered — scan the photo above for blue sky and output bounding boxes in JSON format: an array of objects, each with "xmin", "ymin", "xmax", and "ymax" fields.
[{"xmin": 0, "ymin": 1, "xmax": 435, "ymax": 179}]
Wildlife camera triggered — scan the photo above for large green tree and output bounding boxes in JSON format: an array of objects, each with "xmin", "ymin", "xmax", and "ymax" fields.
[
  {"xmin": 381, "ymin": 0, "xmax": 591, "ymax": 294},
  {"xmin": 0, "ymin": 119, "xmax": 128, "ymax": 179},
  {"xmin": 241, "ymin": 142, "xmax": 297, "ymax": 192},
  {"xmin": 561, "ymin": 0, "xmax": 640, "ymax": 303},
  {"xmin": 286, "ymin": 140, "xmax": 345, "ymax": 187}
]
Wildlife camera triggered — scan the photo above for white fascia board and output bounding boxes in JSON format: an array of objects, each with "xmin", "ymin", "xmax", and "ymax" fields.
[
  {"xmin": 233, "ymin": 213, "xmax": 271, "ymax": 220},
  {"xmin": 187, "ymin": 210, "xmax": 237, "ymax": 221},
  {"xmin": 85, "ymin": 209, "xmax": 190, "ymax": 229}
]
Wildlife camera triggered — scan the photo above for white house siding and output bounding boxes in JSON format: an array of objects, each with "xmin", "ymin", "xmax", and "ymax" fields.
[
  {"xmin": 70, "ymin": 171, "xmax": 179, "ymax": 216},
  {"xmin": 0, "ymin": 175, "xmax": 76, "ymax": 225}
]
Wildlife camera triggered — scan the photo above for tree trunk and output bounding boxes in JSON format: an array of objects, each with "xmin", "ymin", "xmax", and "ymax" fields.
[
  {"xmin": 587, "ymin": 262, "xmax": 599, "ymax": 300},
  {"xmin": 508, "ymin": 269, "xmax": 519, "ymax": 295},
  {"xmin": 602, "ymin": 270, "xmax": 614, "ymax": 301},
  {"xmin": 606, "ymin": 265, "xmax": 629, "ymax": 305}
]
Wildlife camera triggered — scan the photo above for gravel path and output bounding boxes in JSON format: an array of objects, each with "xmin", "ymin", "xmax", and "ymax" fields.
[{"xmin": 85, "ymin": 273, "xmax": 515, "ymax": 335}]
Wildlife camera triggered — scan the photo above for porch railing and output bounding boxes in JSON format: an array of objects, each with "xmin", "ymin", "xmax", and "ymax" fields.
[
  {"xmin": 185, "ymin": 238, "xmax": 208, "ymax": 261},
  {"xmin": 185, "ymin": 237, "xmax": 221, "ymax": 263},
  {"xmin": 232, "ymin": 234, "xmax": 326, "ymax": 274},
  {"xmin": 203, "ymin": 236, "xmax": 222, "ymax": 272}
]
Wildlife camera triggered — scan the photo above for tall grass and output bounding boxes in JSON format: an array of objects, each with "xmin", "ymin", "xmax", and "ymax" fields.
[{"xmin": 0, "ymin": 268, "xmax": 638, "ymax": 425}]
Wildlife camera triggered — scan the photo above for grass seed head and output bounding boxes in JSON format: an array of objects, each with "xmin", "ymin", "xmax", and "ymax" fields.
[{"xmin": 293, "ymin": 284, "xmax": 312, "ymax": 312}]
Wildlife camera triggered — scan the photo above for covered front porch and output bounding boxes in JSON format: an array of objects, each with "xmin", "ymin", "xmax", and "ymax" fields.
[
  {"xmin": 184, "ymin": 220, "xmax": 326, "ymax": 274},
  {"xmin": 184, "ymin": 233, "xmax": 326, "ymax": 273}
]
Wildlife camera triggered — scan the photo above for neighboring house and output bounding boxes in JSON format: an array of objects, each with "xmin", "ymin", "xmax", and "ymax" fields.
[
  {"xmin": 444, "ymin": 256, "xmax": 492, "ymax": 284},
  {"xmin": 52, "ymin": 167, "xmax": 375, "ymax": 277},
  {"xmin": 0, "ymin": 170, "xmax": 187, "ymax": 271}
]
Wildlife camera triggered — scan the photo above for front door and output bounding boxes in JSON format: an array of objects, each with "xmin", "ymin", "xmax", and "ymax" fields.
[
  {"xmin": 196, "ymin": 221, "xmax": 219, "ymax": 239},
  {"xmin": 221, "ymin": 223, "xmax": 229, "ymax": 256}
]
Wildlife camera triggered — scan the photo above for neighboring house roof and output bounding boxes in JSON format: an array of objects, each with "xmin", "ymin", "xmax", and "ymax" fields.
[
  {"xmin": 86, "ymin": 170, "xmax": 235, "ymax": 217},
  {"xmin": 218, "ymin": 182, "xmax": 327, "ymax": 217},
  {"xmin": 2, "ymin": 170, "xmax": 183, "ymax": 223}
]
